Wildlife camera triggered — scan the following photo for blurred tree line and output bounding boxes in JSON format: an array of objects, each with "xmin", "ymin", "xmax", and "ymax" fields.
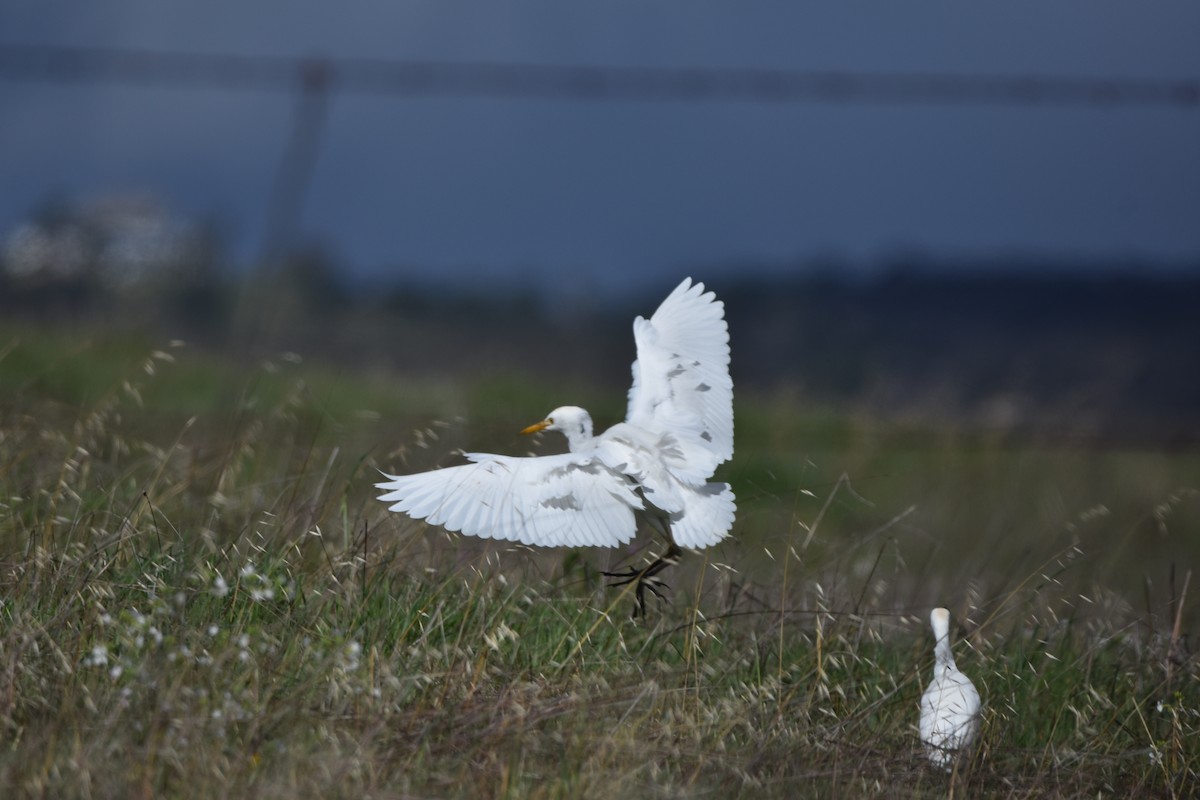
[{"xmin": 3, "ymin": 193, "xmax": 1198, "ymax": 445}]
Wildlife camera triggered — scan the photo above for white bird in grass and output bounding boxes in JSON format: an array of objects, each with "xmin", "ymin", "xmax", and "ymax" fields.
[
  {"xmin": 920, "ymin": 607, "xmax": 983, "ymax": 771},
  {"xmin": 377, "ymin": 277, "xmax": 735, "ymax": 616}
]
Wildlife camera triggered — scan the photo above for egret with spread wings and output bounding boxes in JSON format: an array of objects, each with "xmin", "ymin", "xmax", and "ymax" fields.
[{"xmin": 377, "ymin": 277, "xmax": 735, "ymax": 615}]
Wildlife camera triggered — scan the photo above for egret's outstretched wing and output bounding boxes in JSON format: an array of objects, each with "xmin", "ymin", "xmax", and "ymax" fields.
[
  {"xmin": 377, "ymin": 452, "xmax": 644, "ymax": 548},
  {"xmin": 626, "ymin": 278, "xmax": 733, "ymax": 473}
]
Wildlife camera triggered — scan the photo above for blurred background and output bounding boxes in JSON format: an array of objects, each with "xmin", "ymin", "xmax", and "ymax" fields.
[{"xmin": 2, "ymin": 2, "xmax": 1199, "ymax": 441}]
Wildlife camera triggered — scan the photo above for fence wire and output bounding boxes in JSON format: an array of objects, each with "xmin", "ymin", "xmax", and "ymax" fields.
[{"xmin": 2, "ymin": 43, "xmax": 1198, "ymax": 108}]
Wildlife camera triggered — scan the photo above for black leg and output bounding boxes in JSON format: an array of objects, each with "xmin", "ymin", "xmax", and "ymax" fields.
[{"xmin": 602, "ymin": 543, "xmax": 682, "ymax": 618}]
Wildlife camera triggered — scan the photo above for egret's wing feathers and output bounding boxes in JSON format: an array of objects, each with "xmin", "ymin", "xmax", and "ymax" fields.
[
  {"xmin": 626, "ymin": 278, "xmax": 733, "ymax": 474},
  {"xmin": 377, "ymin": 452, "xmax": 643, "ymax": 548},
  {"xmin": 669, "ymin": 482, "xmax": 736, "ymax": 550},
  {"xmin": 920, "ymin": 670, "xmax": 982, "ymax": 770}
]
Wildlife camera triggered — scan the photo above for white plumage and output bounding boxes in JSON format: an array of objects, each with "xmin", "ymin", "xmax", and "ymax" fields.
[
  {"xmin": 920, "ymin": 607, "xmax": 982, "ymax": 771},
  {"xmin": 377, "ymin": 278, "xmax": 735, "ymax": 609}
]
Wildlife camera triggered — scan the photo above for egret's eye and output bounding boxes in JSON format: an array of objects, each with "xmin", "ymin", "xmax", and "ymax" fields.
[{"xmin": 547, "ymin": 418, "xmax": 554, "ymax": 425}]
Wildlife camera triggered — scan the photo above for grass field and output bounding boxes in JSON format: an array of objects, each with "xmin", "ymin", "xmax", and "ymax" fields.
[{"xmin": 1, "ymin": 324, "xmax": 1198, "ymax": 798}]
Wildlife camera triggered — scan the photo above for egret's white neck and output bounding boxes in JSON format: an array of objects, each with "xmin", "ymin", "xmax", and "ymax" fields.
[
  {"xmin": 931, "ymin": 608, "xmax": 958, "ymax": 672},
  {"xmin": 561, "ymin": 417, "xmax": 594, "ymax": 453}
]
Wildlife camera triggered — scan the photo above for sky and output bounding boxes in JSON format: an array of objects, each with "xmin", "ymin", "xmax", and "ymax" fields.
[{"xmin": 2, "ymin": 2, "xmax": 1199, "ymax": 297}]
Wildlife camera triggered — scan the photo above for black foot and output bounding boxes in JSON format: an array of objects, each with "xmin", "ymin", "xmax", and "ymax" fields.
[{"xmin": 602, "ymin": 544, "xmax": 682, "ymax": 618}]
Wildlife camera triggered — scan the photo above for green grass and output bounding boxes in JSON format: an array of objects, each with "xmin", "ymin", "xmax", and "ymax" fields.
[{"xmin": 1, "ymin": 325, "xmax": 1198, "ymax": 798}]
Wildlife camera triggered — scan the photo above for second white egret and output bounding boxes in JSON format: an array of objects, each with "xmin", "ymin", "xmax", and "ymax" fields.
[
  {"xmin": 377, "ymin": 277, "xmax": 735, "ymax": 615},
  {"xmin": 920, "ymin": 607, "xmax": 983, "ymax": 771}
]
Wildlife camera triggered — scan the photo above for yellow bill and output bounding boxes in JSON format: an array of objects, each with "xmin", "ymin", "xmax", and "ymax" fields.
[{"xmin": 520, "ymin": 419, "xmax": 552, "ymax": 435}]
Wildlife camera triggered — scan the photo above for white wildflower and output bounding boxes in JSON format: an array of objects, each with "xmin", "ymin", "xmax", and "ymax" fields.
[{"xmin": 88, "ymin": 644, "xmax": 109, "ymax": 666}]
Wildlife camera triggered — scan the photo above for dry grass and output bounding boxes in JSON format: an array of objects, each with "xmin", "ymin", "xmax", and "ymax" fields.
[{"xmin": 1, "ymin": 329, "xmax": 1198, "ymax": 798}]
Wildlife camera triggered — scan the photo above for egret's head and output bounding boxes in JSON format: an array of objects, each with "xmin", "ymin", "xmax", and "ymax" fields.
[
  {"xmin": 521, "ymin": 406, "xmax": 593, "ymax": 452},
  {"xmin": 930, "ymin": 607, "xmax": 952, "ymax": 639}
]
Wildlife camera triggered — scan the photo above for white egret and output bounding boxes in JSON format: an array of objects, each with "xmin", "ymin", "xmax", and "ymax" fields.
[
  {"xmin": 920, "ymin": 607, "xmax": 982, "ymax": 771},
  {"xmin": 377, "ymin": 277, "xmax": 735, "ymax": 615}
]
